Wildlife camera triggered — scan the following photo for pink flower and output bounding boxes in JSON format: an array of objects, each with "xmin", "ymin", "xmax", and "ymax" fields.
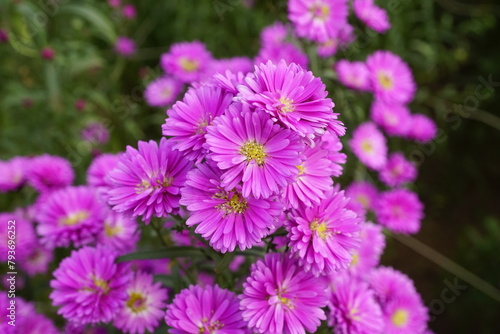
[
  {"xmin": 349, "ymin": 122, "xmax": 388, "ymax": 170},
  {"xmin": 353, "ymin": 0, "xmax": 391, "ymax": 33},
  {"xmin": 336, "ymin": 60, "xmax": 371, "ymax": 91},
  {"xmin": 375, "ymin": 189, "xmax": 424, "ymax": 234},
  {"xmin": 370, "ymin": 100, "xmax": 412, "ymax": 137},
  {"xmin": 407, "ymin": 114, "xmax": 437, "ymax": 143}
]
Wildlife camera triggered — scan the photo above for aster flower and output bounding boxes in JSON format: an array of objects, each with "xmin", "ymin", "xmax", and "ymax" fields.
[
  {"xmin": 144, "ymin": 76, "xmax": 183, "ymax": 107},
  {"xmin": 162, "ymin": 85, "xmax": 233, "ymax": 161},
  {"xmin": 160, "ymin": 41, "xmax": 213, "ymax": 83},
  {"xmin": 407, "ymin": 114, "xmax": 437, "ymax": 143},
  {"xmin": 17, "ymin": 298, "xmax": 60, "ymax": 334},
  {"xmin": 379, "ymin": 152, "xmax": 417, "ymax": 187},
  {"xmin": 97, "ymin": 210, "xmax": 140, "ymax": 254},
  {"xmin": 206, "ymin": 57, "xmax": 254, "ymax": 77},
  {"xmin": 375, "ymin": 189, "xmax": 423, "ymax": 234},
  {"xmin": 255, "ymin": 42, "xmax": 309, "ymax": 69},
  {"xmin": 27, "ymin": 154, "xmax": 74, "ymax": 192},
  {"xmin": 0, "ymin": 156, "xmax": 28, "ymax": 192},
  {"xmin": 180, "ymin": 162, "xmax": 283, "ymax": 252},
  {"xmin": 288, "ymin": 0, "xmax": 349, "ymax": 43},
  {"xmin": 0, "ymin": 213, "xmax": 36, "ymax": 263},
  {"xmin": 212, "ymin": 70, "xmax": 249, "ymax": 95},
  {"xmin": 19, "ymin": 242, "xmax": 54, "ymax": 276},
  {"xmin": 366, "ymin": 51, "xmax": 416, "ymax": 104},
  {"xmin": 108, "ymin": 138, "xmax": 192, "ymax": 223},
  {"xmin": 122, "ymin": 4, "xmax": 136, "ymax": 19},
  {"xmin": 238, "ymin": 60, "xmax": 339, "ymax": 139},
  {"xmin": 335, "ymin": 60, "xmax": 371, "ymax": 91},
  {"xmin": 320, "ymin": 130, "xmax": 347, "ymax": 177},
  {"xmin": 50, "ymin": 246, "xmax": 132, "ymax": 325},
  {"xmin": 370, "ymin": 100, "xmax": 412, "ymax": 137},
  {"xmin": 114, "ymin": 271, "xmax": 168, "ymax": 334},
  {"xmin": 205, "ymin": 103, "xmax": 304, "ymax": 199},
  {"xmin": 0, "ymin": 294, "xmax": 15, "ymax": 333},
  {"xmin": 345, "ymin": 180, "xmax": 379, "ymax": 218},
  {"xmin": 165, "ymin": 284, "xmax": 247, "ymax": 333},
  {"xmin": 349, "ymin": 122, "xmax": 388, "ymax": 170},
  {"xmin": 115, "ymin": 36, "xmax": 136, "ymax": 57},
  {"xmin": 327, "ymin": 273, "xmax": 384, "ymax": 334},
  {"xmin": 369, "ymin": 267, "xmax": 417, "ymax": 304},
  {"xmin": 353, "ymin": 0, "xmax": 391, "ymax": 33},
  {"xmin": 317, "ymin": 37, "xmax": 339, "ymax": 58},
  {"xmin": 261, "ymin": 22, "xmax": 289, "ymax": 45},
  {"xmin": 86, "ymin": 153, "xmax": 120, "ymax": 201},
  {"xmin": 338, "ymin": 23, "xmax": 356, "ymax": 46},
  {"xmin": 348, "ymin": 222, "xmax": 385, "ymax": 277},
  {"xmin": 286, "ymin": 187, "xmax": 362, "ymax": 276},
  {"xmin": 81, "ymin": 122, "xmax": 109, "ymax": 145},
  {"xmin": 240, "ymin": 252, "xmax": 328, "ymax": 334},
  {"xmin": 36, "ymin": 186, "xmax": 106, "ymax": 248}
]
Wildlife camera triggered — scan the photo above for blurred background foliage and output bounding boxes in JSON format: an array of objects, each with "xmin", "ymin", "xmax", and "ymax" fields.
[{"xmin": 1, "ymin": 0, "xmax": 499, "ymax": 332}]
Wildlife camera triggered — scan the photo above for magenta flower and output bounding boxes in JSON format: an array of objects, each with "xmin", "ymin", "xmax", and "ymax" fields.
[
  {"xmin": 37, "ymin": 186, "xmax": 105, "ymax": 248},
  {"xmin": 81, "ymin": 121, "xmax": 109, "ymax": 145},
  {"xmin": 41, "ymin": 47, "xmax": 55, "ymax": 60},
  {"xmin": 379, "ymin": 152, "xmax": 417, "ymax": 187},
  {"xmin": 286, "ymin": 187, "xmax": 362, "ymax": 276},
  {"xmin": 345, "ymin": 180, "xmax": 379, "ymax": 217},
  {"xmin": 108, "ymin": 0, "xmax": 120, "ymax": 7},
  {"xmin": 320, "ymin": 130, "xmax": 347, "ymax": 177},
  {"xmin": 348, "ymin": 222, "xmax": 385, "ymax": 277},
  {"xmin": 50, "ymin": 246, "xmax": 132, "ymax": 325},
  {"xmin": 240, "ymin": 252, "xmax": 328, "ymax": 334},
  {"xmin": 108, "ymin": 138, "xmax": 192, "ymax": 223},
  {"xmin": 205, "ymin": 104, "xmax": 304, "ymax": 199},
  {"xmin": 19, "ymin": 242, "xmax": 54, "ymax": 276},
  {"xmin": 349, "ymin": 122, "xmax": 388, "ymax": 170},
  {"xmin": 115, "ymin": 36, "xmax": 136, "ymax": 57},
  {"xmin": 114, "ymin": 271, "xmax": 168, "ymax": 334},
  {"xmin": 206, "ymin": 57, "xmax": 254, "ymax": 77},
  {"xmin": 165, "ymin": 284, "xmax": 247, "ymax": 334},
  {"xmin": 261, "ymin": 22, "xmax": 289, "ymax": 45},
  {"xmin": 162, "ymin": 85, "xmax": 233, "ymax": 161},
  {"xmin": 28, "ymin": 154, "xmax": 74, "ymax": 192},
  {"xmin": 160, "ymin": 41, "xmax": 213, "ymax": 83},
  {"xmin": 288, "ymin": 0, "xmax": 349, "ymax": 43},
  {"xmin": 317, "ymin": 37, "xmax": 339, "ymax": 58},
  {"xmin": 86, "ymin": 153, "xmax": 120, "ymax": 201},
  {"xmin": 180, "ymin": 162, "xmax": 283, "ymax": 252},
  {"xmin": 0, "ymin": 157, "xmax": 28, "ymax": 192},
  {"xmin": 144, "ymin": 76, "xmax": 183, "ymax": 107},
  {"xmin": 122, "ymin": 4, "xmax": 136, "ymax": 19},
  {"xmin": 97, "ymin": 209, "xmax": 140, "ymax": 255},
  {"xmin": 407, "ymin": 114, "xmax": 437, "ymax": 143},
  {"xmin": 370, "ymin": 100, "xmax": 412, "ymax": 137},
  {"xmin": 17, "ymin": 298, "xmax": 60, "ymax": 334},
  {"xmin": 0, "ymin": 212, "xmax": 36, "ymax": 263},
  {"xmin": 335, "ymin": 60, "xmax": 371, "ymax": 91},
  {"xmin": 353, "ymin": 0, "xmax": 391, "ymax": 33},
  {"xmin": 375, "ymin": 189, "xmax": 424, "ymax": 234},
  {"xmin": 255, "ymin": 41, "xmax": 309, "ymax": 69},
  {"xmin": 238, "ymin": 60, "xmax": 340, "ymax": 139}
]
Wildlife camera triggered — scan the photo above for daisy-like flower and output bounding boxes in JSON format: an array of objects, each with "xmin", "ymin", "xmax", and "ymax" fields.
[
  {"xmin": 108, "ymin": 138, "xmax": 192, "ymax": 223},
  {"xmin": 286, "ymin": 187, "xmax": 362, "ymax": 276},
  {"xmin": 349, "ymin": 122, "xmax": 388, "ymax": 170},
  {"xmin": 0, "ymin": 212, "xmax": 36, "ymax": 263},
  {"xmin": 114, "ymin": 271, "xmax": 168, "ymax": 334},
  {"xmin": 238, "ymin": 60, "xmax": 339, "ymax": 139},
  {"xmin": 379, "ymin": 152, "xmax": 417, "ymax": 187},
  {"xmin": 370, "ymin": 100, "xmax": 412, "ymax": 137},
  {"xmin": 28, "ymin": 154, "xmax": 74, "ymax": 192},
  {"xmin": 320, "ymin": 130, "xmax": 347, "ymax": 177},
  {"xmin": 345, "ymin": 181, "xmax": 379, "ymax": 217},
  {"xmin": 162, "ymin": 85, "xmax": 233, "ymax": 161},
  {"xmin": 240, "ymin": 252, "xmax": 328, "ymax": 334},
  {"xmin": 115, "ymin": 36, "xmax": 136, "ymax": 57},
  {"xmin": 288, "ymin": 0, "xmax": 349, "ymax": 43},
  {"xmin": 180, "ymin": 162, "xmax": 283, "ymax": 253},
  {"xmin": 50, "ymin": 246, "xmax": 132, "ymax": 325},
  {"xmin": 97, "ymin": 210, "xmax": 140, "ymax": 255},
  {"xmin": 407, "ymin": 114, "xmax": 437, "ymax": 143},
  {"xmin": 317, "ymin": 37, "xmax": 339, "ymax": 58},
  {"xmin": 144, "ymin": 76, "xmax": 183, "ymax": 107},
  {"xmin": 81, "ymin": 122, "xmax": 109, "ymax": 145},
  {"xmin": 205, "ymin": 104, "xmax": 304, "ymax": 199},
  {"xmin": 160, "ymin": 41, "xmax": 214, "ymax": 83},
  {"xmin": 122, "ymin": 4, "xmax": 136, "ymax": 19},
  {"xmin": 261, "ymin": 22, "xmax": 289, "ymax": 45},
  {"xmin": 19, "ymin": 242, "xmax": 54, "ymax": 276},
  {"xmin": 36, "ymin": 186, "xmax": 105, "ymax": 248},
  {"xmin": 327, "ymin": 273, "xmax": 384, "ymax": 334},
  {"xmin": 206, "ymin": 57, "xmax": 254, "ymax": 78},
  {"xmin": 165, "ymin": 284, "xmax": 247, "ymax": 334},
  {"xmin": 86, "ymin": 153, "xmax": 120, "ymax": 201},
  {"xmin": 375, "ymin": 189, "xmax": 423, "ymax": 234},
  {"xmin": 366, "ymin": 51, "xmax": 416, "ymax": 104},
  {"xmin": 0, "ymin": 156, "xmax": 28, "ymax": 192},
  {"xmin": 353, "ymin": 0, "xmax": 391, "ymax": 33},
  {"xmin": 255, "ymin": 41, "xmax": 309, "ymax": 69},
  {"xmin": 348, "ymin": 222, "xmax": 385, "ymax": 277},
  {"xmin": 335, "ymin": 60, "xmax": 371, "ymax": 91},
  {"xmin": 17, "ymin": 298, "xmax": 60, "ymax": 334}
]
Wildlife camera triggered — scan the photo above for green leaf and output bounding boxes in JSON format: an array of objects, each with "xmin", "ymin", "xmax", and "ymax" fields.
[{"xmin": 117, "ymin": 246, "xmax": 205, "ymax": 262}]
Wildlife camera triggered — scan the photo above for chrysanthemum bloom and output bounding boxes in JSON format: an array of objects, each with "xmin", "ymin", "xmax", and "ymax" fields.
[
  {"xmin": 165, "ymin": 284, "xmax": 247, "ymax": 333},
  {"xmin": 407, "ymin": 114, "xmax": 437, "ymax": 143},
  {"xmin": 238, "ymin": 60, "xmax": 338, "ymax": 139},
  {"xmin": 180, "ymin": 162, "xmax": 283, "ymax": 252},
  {"xmin": 327, "ymin": 273, "xmax": 384, "ymax": 334},
  {"xmin": 0, "ymin": 156, "xmax": 28, "ymax": 192},
  {"xmin": 50, "ymin": 246, "xmax": 132, "ymax": 325},
  {"xmin": 0, "ymin": 213, "xmax": 36, "ymax": 263},
  {"xmin": 212, "ymin": 70, "xmax": 249, "ymax": 95},
  {"xmin": 369, "ymin": 267, "xmax": 416, "ymax": 304},
  {"xmin": 345, "ymin": 181, "xmax": 378, "ymax": 217},
  {"xmin": 255, "ymin": 41, "xmax": 309, "ymax": 69},
  {"xmin": 162, "ymin": 85, "xmax": 233, "ymax": 161},
  {"xmin": 144, "ymin": 76, "xmax": 182, "ymax": 107},
  {"xmin": 160, "ymin": 41, "xmax": 213, "ymax": 83},
  {"xmin": 317, "ymin": 37, "xmax": 339, "ymax": 58},
  {"xmin": 320, "ymin": 130, "xmax": 347, "ymax": 177},
  {"xmin": 122, "ymin": 4, "xmax": 136, "ymax": 19},
  {"xmin": 206, "ymin": 57, "xmax": 254, "ymax": 78},
  {"xmin": 349, "ymin": 122, "xmax": 388, "ymax": 170},
  {"xmin": 374, "ymin": 189, "xmax": 423, "ymax": 234},
  {"xmin": 366, "ymin": 51, "xmax": 416, "ymax": 104},
  {"xmin": 19, "ymin": 242, "xmax": 54, "ymax": 276},
  {"xmin": 240, "ymin": 252, "xmax": 327, "ymax": 333},
  {"xmin": 379, "ymin": 152, "xmax": 417, "ymax": 187},
  {"xmin": 17, "ymin": 298, "xmax": 60, "ymax": 334},
  {"xmin": 286, "ymin": 187, "xmax": 361, "ymax": 276},
  {"xmin": 338, "ymin": 23, "xmax": 355, "ymax": 46},
  {"xmin": 348, "ymin": 222, "xmax": 385, "ymax": 277},
  {"xmin": 370, "ymin": 100, "xmax": 412, "ymax": 137},
  {"xmin": 97, "ymin": 210, "xmax": 140, "ymax": 255},
  {"xmin": 335, "ymin": 60, "xmax": 371, "ymax": 91},
  {"xmin": 114, "ymin": 271, "xmax": 168, "ymax": 334},
  {"xmin": 353, "ymin": 0, "xmax": 391, "ymax": 33},
  {"xmin": 86, "ymin": 153, "xmax": 120, "ymax": 201},
  {"xmin": 288, "ymin": 0, "xmax": 349, "ymax": 43},
  {"xmin": 27, "ymin": 154, "xmax": 74, "ymax": 192},
  {"xmin": 108, "ymin": 138, "xmax": 192, "ymax": 223},
  {"xmin": 205, "ymin": 104, "xmax": 304, "ymax": 199},
  {"xmin": 115, "ymin": 36, "xmax": 136, "ymax": 57},
  {"xmin": 261, "ymin": 22, "xmax": 289, "ymax": 45},
  {"xmin": 81, "ymin": 122, "xmax": 109, "ymax": 145},
  {"xmin": 36, "ymin": 186, "xmax": 106, "ymax": 248}
]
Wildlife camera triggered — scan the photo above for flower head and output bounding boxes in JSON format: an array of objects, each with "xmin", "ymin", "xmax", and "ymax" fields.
[
  {"xmin": 144, "ymin": 76, "xmax": 183, "ymax": 107},
  {"xmin": 370, "ymin": 100, "xmax": 412, "ymax": 137},
  {"xmin": 255, "ymin": 42, "xmax": 309, "ymax": 70},
  {"xmin": 353, "ymin": 0, "xmax": 391, "ymax": 33},
  {"xmin": 375, "ymin": 189, "xmax": 423, "ymax": 234},
  {"xmin": 0, "ymin": 157, "xmax": 28, "ymax": 192},
  {"xmin": 81, "ymin": 122, "xmax": 109, "ymax": 145},
  {"xmin": 122, "ymin": 4, "xmax": 136, "ymax": 19},
  {"xmin": 19, "ymin": 242, "xmax": 54, "ymax": 276},
  {"xmin": 345, "ymin": 181, "xmax": 379, "ymax": 217},
  {"xmin": 160, "ymin": 41, "xmax": 213, "ymax": 83},
  {"xmin": 407, "ymin": 114, "xmax": 437, "ymax": 143},
  {"xmin": 28, "ymin": 154, "xmax": 74, "ymax": 192},
  {"xmin": 86, "ymin": 153, "xmax": 120, "ymax": 201},
  {"xmin": 348, "ymin": 222, "xmax": 385, "ymax": 277},
  {"xmin": 97, "ymin": 209, "xmax": 140, "ymax": 255},
  {"xmin": 379, "ymin": 152, "xmax": 417, "ymax": 187},
  {"xmin": 335, "ymin": 60, "xmax": 371, "ymax": 91},
  {"xmin": 0, "ymin": 212, "xmax": 36, "ymax": 263},
  {"xmin": 115, "ymin": 37, "xmax": 136, "ymax": 57},
  {"xmin": 349, "ymin": 122, "xmax": 388, "ymax": 170}
]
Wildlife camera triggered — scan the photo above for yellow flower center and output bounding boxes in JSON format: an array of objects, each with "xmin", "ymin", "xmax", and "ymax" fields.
[
  {"xmin": 310, "ymin": 3, "xmax": 330, "ymax": 20},
  {"xmin": 349, "ymin": 307, "xmax": 361, "ymax": 321},
  {"xmin": 240, "ymin": 141, "xmax": 266, "ymax": 165},
  {"xmin": 214, "ymin": 190, "xmax": 248, "ymax": 215},
  {"xmin": 179, "ymin": 57, "xmax": 199, "ymax": 72},
  {"xmin": 60, "ymin": 210, "xmax": 89, "ymax": 226},
  {"xmin": 350, "ymin": 252, "xmax": 359, "ymax": 266},
  {"xmin": 310, "ymin": 219, "xmax": 329, "ymax": 239},
  {"xmin": 199, "ymin": 318, "xmax": 224, "ymax": 333},
  {"xmin": 356, "ymin": 194, "xmax": 370, "ymax": 208},
  {"xmin": 377, "ymin": 71, "xmax": 394, "ymax": 90},
  {"xmin": 91, "ymin": 275, "xmax": 110, "ymax": 294},
  {"xmin": 361, "ymin": 140, "xmax": 374, "ymax": 154},
  {"xmin": 278, "ymin": 97, "xmax": 295, "ymax": 113},
  {"xmin": 297, "ymin": 164, "xmax": 305, "ymax": 175},
  {"xmin": 104, "ymin": 222, "xmax": 122, "ymax": 237},
  {"xmin": 135, "ymin": 176, "xmax": 173, "ymax": 194},
  {"xmin": 391, "ymin": 309, "xmax": 409, "ymax": 327},
  {"xmin": 126, "ymin": 292, "xmax": 147, "ymax": 313}
]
